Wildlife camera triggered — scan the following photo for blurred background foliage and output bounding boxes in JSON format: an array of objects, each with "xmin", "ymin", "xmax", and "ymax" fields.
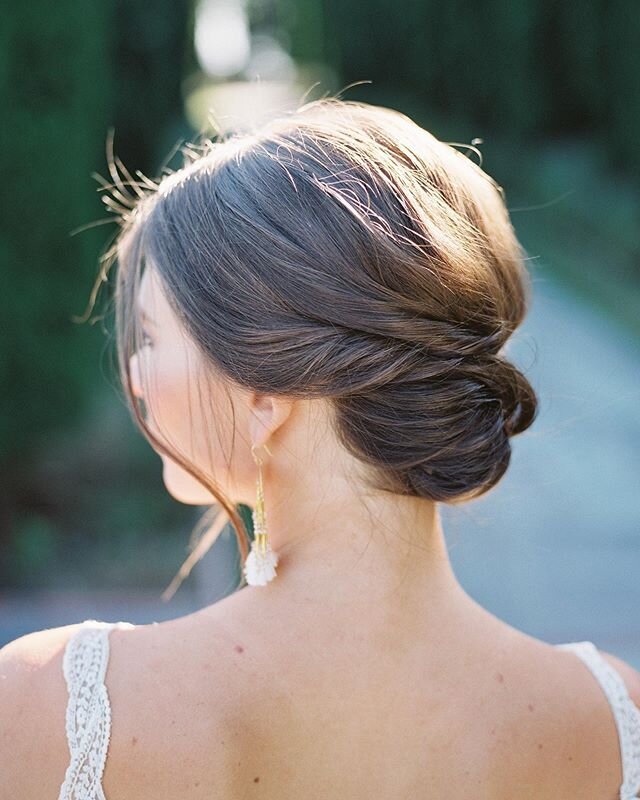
[{"xmin": 1, "ymin": 0, "xmax": 638, "ymax": 594}]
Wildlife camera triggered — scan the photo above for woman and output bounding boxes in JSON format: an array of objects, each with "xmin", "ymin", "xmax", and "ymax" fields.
[{"xmin": 2, "ymin": 97, "xmax": 639, "ymax": 800}]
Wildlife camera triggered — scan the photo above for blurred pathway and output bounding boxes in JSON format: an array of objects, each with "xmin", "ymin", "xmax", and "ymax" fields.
[{"xmin": 443, "ymin": 271, "xmax": 640, "ymax": 664}]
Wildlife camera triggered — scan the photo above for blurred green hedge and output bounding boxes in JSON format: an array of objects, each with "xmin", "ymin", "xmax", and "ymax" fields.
[
  {"xmin": 0, "ymin": 1, "xmax": 191, "ymax": 575},
  {"xmin": 278, "ymin": 0, "xmax": 640, "ymax": 178}
]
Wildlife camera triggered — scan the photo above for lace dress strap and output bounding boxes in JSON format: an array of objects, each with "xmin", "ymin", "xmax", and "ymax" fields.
[
  {"xmin": 556, "ymin": 640, "xmax": 640, "ymax": 800},
  {"xmin": 57, "ymin": 619, "xmax": 135, "ymax": 800}
]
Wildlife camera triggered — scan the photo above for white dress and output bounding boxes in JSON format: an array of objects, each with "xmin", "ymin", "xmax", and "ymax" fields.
[{"xmin": 57, "ymin": 619, "xmax": 640, "ymax": 800}]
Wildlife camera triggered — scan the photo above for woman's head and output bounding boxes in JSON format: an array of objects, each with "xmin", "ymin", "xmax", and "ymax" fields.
[{"xmin": 97, "ymin": 97, "xmax": 537, "ymax": 591}]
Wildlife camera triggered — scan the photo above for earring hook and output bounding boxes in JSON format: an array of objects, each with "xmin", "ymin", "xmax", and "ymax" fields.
[{"xmin": 251, "ymin": 442, "xmax": 273, "ymax": 463}]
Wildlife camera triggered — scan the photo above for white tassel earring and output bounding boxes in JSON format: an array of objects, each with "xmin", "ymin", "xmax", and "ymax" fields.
[{"xmin": 243, "ymin": 442, "xmax": 279, "ymax": 586}]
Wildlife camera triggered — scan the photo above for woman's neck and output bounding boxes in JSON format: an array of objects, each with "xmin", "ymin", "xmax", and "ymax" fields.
[{"xmin": 244, "ymin": 466, "xmax": 471, "ymax": 624}]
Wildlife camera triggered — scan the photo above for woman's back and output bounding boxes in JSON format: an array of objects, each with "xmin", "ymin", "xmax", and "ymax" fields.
[{"xmin": 59, "ymin": 588, "xmax": 640, "ymax": 800}]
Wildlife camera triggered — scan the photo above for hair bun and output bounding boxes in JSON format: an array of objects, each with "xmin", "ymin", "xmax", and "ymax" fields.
[
  {"xmin": 493, "ymin": 356, "xmax": 538, "ymax": 438},
  {"xmin": 335, "ymin": 348, "xmax": 538, "ymax": 505}
]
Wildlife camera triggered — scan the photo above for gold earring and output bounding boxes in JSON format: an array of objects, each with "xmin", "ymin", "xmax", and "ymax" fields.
[{"xmin": 243, "ymin": 443, "xmax": 278, "ymax": 586}]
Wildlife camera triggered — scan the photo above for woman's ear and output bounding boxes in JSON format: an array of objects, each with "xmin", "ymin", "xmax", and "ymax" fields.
[{"xmin": 248, "ymin": 393, "xmax": 294, "ymax": 450}]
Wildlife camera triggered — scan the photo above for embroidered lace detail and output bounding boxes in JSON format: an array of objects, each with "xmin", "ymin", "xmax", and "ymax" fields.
[
  {"xmin": 556, "ymin": 641, "xmax": 640, "ymax": 800},
  {"xmin": 58, "ymin": 619, "xmax": 135, "ymax": 800}
]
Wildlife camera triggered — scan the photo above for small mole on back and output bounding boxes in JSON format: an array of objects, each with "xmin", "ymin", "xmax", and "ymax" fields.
[
  {"xmin": 254, "ymin": 777, "xmax": 260, "ymax": 783},
  {"xmin": 234, "ymin": 644, "xmax": 245, "ymax": 654},
  {"xmin": 496, "ymin": 672, "xmax": 504, "ymax": 683}
]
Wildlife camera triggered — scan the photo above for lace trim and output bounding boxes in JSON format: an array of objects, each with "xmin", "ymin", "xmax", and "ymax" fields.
[
  {"xmin": 57, "ymin": 619, "xmax": 135, "ymax": 800},
  {"xmin": 556, "ymin": 641, "xmax": 640, "ymax": 800}
]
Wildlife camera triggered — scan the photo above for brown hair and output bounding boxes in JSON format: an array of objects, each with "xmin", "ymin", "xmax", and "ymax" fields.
[{"xmin": 89, "ymin": 96, "xmax": 538, "ymax": 599}]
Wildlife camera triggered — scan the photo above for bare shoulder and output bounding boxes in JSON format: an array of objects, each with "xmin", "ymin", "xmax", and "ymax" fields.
[
  {"xmin": 541, "ymin": 640, "xmax": 640, "ymax": 800},
  {"xmin": 102, "ymin": 607, "xmax": 247, "ymax": 799},
  {"xmin": 0, "ymin": 603, "xmax": 248, "ymax": 800},
  {"xmin": 471, "ymin": 631, "xmax": 635, "ymax": 800},
  {"xmin": 0, "ymin": 618, "xmax": 215, "ymax": 800},
  {"xmin": 0, "ymin": 622, "xmax": 92, "ymax": 800}
]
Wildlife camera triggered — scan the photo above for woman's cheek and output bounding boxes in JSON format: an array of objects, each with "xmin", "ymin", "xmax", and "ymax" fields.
[{"xmin": 152, "ymin": 348, "xmax": 201, "ymax": 453}]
